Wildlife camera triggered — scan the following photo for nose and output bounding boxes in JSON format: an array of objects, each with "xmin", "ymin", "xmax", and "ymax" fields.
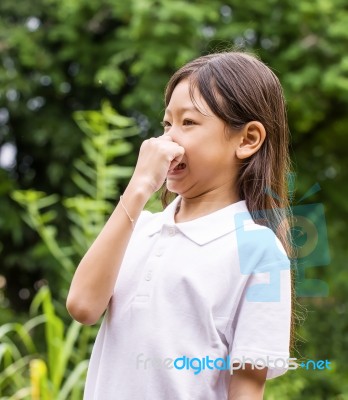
[{"xmin": 163, "ymin": 124, "xmax": 180, "ymax": 140}]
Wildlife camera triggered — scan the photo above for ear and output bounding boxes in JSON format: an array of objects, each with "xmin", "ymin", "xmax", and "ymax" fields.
[{"xmin": 236, "ymin": 121, "xmax": 266, "ymax": 160}]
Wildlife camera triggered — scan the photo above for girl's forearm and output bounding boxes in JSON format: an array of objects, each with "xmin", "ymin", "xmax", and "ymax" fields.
[{"xmin": 66, "ymin": 180, "xmax": 152, "ymax": 325}]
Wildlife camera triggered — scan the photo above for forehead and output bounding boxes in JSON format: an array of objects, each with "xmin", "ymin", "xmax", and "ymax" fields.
[{"xmin": 165, "ymin": 79, "xmax": 210, "ymax": 116}]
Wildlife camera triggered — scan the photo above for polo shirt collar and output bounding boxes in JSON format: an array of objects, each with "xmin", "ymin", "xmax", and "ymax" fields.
[{"xmin": 145, "ymin": 195, "xmax": 250, "ymax": 245}]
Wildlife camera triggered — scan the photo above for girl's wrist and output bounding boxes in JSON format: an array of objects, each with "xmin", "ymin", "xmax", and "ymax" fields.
[
  {"xmin": 126, "ymin": 176, "xmax": 156, "ymax": 200},
  {"xmin": 122, "ymin": 177, "xmax": 154, "ymax": 206},
  {"xmin": 115, "ymin": 183, "xmax": 151, "ymax": 230}
]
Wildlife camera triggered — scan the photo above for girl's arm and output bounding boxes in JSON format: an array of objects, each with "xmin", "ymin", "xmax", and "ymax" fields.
[
  {"xmin": 228, "ymin": 364, "xmax": 267, "ymax": 400},
  {"xmin": 66, "ymin": 136, "xmax": 184, "ymax": 325}
]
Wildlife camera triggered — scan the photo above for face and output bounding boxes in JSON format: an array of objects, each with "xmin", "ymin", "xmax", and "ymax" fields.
[{"xmin": 162, "ymin": 79, "xmax": 243, "ymax": 199}]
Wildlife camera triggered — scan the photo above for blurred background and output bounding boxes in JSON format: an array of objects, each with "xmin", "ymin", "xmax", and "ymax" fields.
[{"xmin": 0, "ymin": 0, "xmax": 347, "ymax": 398}]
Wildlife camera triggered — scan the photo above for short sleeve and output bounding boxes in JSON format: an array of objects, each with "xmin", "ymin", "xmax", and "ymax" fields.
[{"xmin": 228, "ymin": 223, "xmax": 293, "ymax": 379}]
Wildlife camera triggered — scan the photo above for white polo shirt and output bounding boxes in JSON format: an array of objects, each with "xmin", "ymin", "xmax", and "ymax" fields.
[{"xmin": 84, "ymin": 196, "xmax": 292, "ymax": 400}]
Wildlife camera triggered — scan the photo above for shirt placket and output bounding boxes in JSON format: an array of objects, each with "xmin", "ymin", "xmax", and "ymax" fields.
[{"xmin": 133, "ymin": 225, "xmax": 177, "ymax": 304}]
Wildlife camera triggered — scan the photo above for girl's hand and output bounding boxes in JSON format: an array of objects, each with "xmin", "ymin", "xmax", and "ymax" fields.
[{"xmin": 130, "ymin": 135, "xmax": 185, "ymax": 195}]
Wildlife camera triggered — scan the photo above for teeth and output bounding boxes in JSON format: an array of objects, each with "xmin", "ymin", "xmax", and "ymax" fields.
[{"xmin": 174, "ymin": 163, "xmax": 186, "ymax": 170}]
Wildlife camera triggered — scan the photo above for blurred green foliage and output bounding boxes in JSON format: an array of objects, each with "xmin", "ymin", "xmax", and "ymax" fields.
[
  {"xmin": 0, "ymin": 0, "xmax": 347, "ymax": 398},
  {"xmin": 0, "ymin": 286, "xmax": 94, "ymax": 399},
  {"xmin": 10, "ymin": 101, "xmax": 139, "ymax": 307}
]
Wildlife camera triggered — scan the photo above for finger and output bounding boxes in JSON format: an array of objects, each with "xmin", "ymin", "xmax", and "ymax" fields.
[
  {"xmin": 158, "ymin": 134, "xmax": 173, "ymax": 141},
  {"xmin": 171, "ymin": 144, "xmax": 185, "ymax": 160},
  {"xmin": 168, "ymin": 146, "xmax": 185, "ymax": 170}
]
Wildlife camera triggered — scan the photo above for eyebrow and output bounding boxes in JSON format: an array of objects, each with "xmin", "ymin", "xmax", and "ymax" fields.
[{"xmin": 164, "ymin": 106, "xmax": 200, "ymax": 115}]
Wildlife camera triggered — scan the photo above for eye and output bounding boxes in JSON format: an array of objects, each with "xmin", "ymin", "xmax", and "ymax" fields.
[
  {"xmin": 183, "ymin": 119, "xmax": 195, "ymax": 126},
  {"xmin": 161, "ymin": 120, "xmax": 171, "ymax": 128}
]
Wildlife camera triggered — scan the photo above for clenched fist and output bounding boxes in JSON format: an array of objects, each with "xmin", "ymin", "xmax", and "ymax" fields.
[{"xmin": 130, "ymin": 135, "xmax": 185, "ymax": 194}]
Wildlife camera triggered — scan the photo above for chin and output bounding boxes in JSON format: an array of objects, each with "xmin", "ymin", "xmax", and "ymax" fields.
[{"xmin": 165, "ymin": 183, "xmax": 180, "ymax": 194}]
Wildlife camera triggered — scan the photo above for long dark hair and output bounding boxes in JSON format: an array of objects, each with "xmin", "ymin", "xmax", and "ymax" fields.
[{"xmin": 162, "ymin": 51, "xmax": 298, "ymax": 353}]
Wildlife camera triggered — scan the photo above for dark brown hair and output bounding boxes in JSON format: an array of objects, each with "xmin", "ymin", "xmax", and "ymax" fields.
[{"xmin": 162, "ymin": 51, "xmax": 298, "ymax": 354}]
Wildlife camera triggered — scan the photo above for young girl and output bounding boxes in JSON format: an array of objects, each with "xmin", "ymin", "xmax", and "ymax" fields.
[{"xmin": 67, "ymin": 51, "xmax": 293, "ymax": 400}]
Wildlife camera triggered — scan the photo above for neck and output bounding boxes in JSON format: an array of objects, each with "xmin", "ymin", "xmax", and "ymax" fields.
[{"xmin": 174, "ymin": 185, "xmax": 241, "ymax": 223}]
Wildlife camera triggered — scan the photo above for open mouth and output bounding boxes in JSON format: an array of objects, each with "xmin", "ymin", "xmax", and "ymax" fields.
[{"xmin": 174, "ymin": 163, "xmax": 186, "ymax": 171}]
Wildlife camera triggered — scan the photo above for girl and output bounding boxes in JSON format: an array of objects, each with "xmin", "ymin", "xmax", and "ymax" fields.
[{"xmin": 67, "ymin": 51, "xmax": 293, "ymax": 400}]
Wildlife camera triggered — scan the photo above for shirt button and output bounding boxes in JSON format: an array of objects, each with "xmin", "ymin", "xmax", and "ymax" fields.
[
  {"xmin": 155, "ymin": 249, "xmax": 163, "ymax": 257},
  {"xmin": 168, "ymin": 227, "xmax": 176, "ymax": 236},
  {"xmin": 145, "ymin": 271, "xmax": 152, "ymax": 281}
]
